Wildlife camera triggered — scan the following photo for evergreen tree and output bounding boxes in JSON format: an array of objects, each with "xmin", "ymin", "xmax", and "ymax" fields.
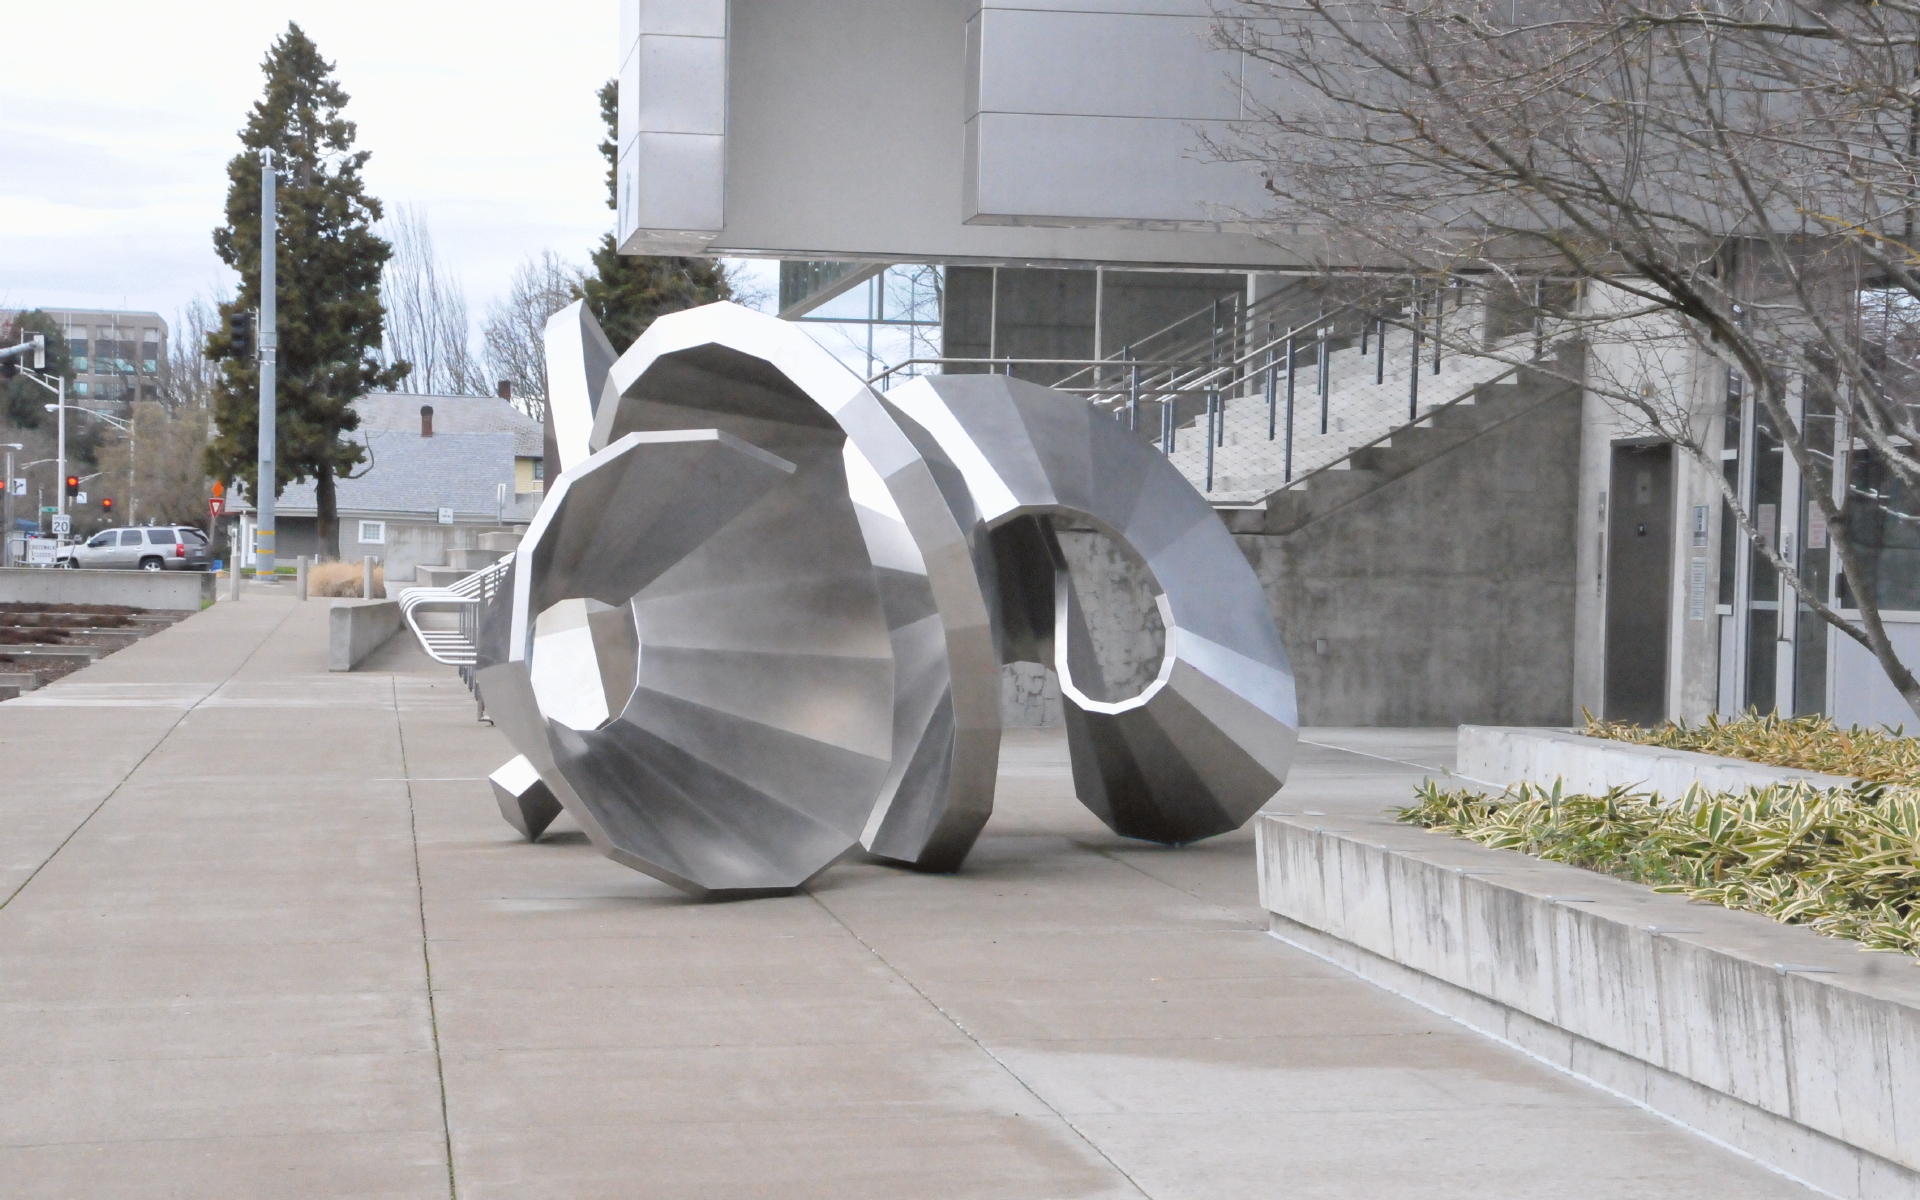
[
  {"xmin": 580, "ymin": 80, "xmax": 730, "ymax": 352},
  {"xmin": 205, "ymin": 23, "xmax": 404, "ymax": 559},
  {"xmin": 0, "ymin": 311, "xmax": 73, "ymax": 430}
]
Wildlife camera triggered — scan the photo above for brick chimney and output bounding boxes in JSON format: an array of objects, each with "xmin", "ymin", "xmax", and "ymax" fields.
[
  {"xmin": 420, "ymin": 404, "xmax": 434, "ymax": 438},
  {"xmin": 496, "ymin": 380, "xmax": 511, "ymax": 401}
]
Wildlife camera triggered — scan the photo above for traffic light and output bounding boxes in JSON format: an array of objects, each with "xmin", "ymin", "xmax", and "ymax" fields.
[
  {"xmin": 100, "ymin": 498, "xmax": 113, "ymax": 514},
  {"xmin": 228, "ymin": 309, "xmax": 254, "ymax": 360},
  {"xmin": 64, "ymin": 475, "xmax": 79, "ymax": 499}
]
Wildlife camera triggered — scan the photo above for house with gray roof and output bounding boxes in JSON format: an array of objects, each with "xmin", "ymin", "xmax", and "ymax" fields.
[{"xmin": 270, "ymin": 393, "xmax": 544, "ymax": 581}]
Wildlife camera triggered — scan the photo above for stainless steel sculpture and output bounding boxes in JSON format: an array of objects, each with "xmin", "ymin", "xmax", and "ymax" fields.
[
  {"xmin": 475, "ymin": 301, "xmax": 1297, "ymax": 897},
  {"xmin": 888, "ymin": 375, "xmax": 1299, "ymax": 843}
]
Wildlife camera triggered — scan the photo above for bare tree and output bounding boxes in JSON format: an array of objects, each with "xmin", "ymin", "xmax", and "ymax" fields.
[
  {"xmin": 158, "ymin": 297, "xmax": 224, "ymax": 410},
  {"xmin": 1211, "ymin": 0, "xmax": 1920, "ymax": 719},
  {"xmin": 95, "ymin": 402, "xmax": 213, "ymax": 529},
  {"xmin": 480, "ymin": 251, "xmax": 584, "ymax": 423},
  {"xmin": 381, "ymin": 204, "xmax": 483, "ymax": 395}
]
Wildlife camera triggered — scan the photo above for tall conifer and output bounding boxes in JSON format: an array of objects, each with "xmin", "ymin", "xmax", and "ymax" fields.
[
  {"xmin": 580, "ymin": 81, "xmax": 731, "ymax": 352},
  {"xmin": 205, "ymin": 23, "xmax": 404, "ymax": 559}
]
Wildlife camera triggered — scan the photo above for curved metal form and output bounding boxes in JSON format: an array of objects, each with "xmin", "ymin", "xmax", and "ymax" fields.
[
  {"xmin": 475, "ymin": 301, "xmax": 1296, "ymax": 897},
  {"xmin": 886, "ymin": 374, "xmax": 1299, "ymax": 844},
  {"xmin": 591, "ymin": 303, "xmax": 1004, "ymax": 873},
  {"xmin": 480, "ymin": 426, "xmax": 897, "ymax": 897}
]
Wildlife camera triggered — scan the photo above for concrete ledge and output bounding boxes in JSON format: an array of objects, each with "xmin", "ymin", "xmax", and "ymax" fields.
[
  {"xmin": 0, "ymin": 567, "xmax": 214, "ymax": 611},
  {"xmin": 1458, "ymin": 725, "xmax": 1856, "ymax": 797},
  {"xmin": 328, "ymin": 599, "xmax": 401, "ymax": 672},
  {"xmin": 1256, "ymin": 811, "xmax": 1920, "ymax": 1200}
]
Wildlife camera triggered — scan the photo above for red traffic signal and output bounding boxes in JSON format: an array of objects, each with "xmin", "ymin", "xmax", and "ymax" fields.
[
  {"xmin": 100, "ymin": 498, "xmax": 113, "ymax": 512},
  {"xmin": 64, "ymin": 475, "xmax": 79, "ymax": 498}
]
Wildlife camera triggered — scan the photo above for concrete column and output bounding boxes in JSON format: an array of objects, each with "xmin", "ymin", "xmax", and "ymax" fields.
[
  {"xmin": 362, "ymin": 555, "xmax": 376, "ymax": 601},
  {"xmin": 295, "ymin": 556, "xmax": 308, "ymax": 601}
]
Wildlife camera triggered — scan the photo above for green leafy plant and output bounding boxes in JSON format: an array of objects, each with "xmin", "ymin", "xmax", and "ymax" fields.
[
  {"xmin": 1398, "ymin": 779, "xmax": 1920, "ymax": 959},
  {"xmin": 1584, "ymin": 711, "xmax": 1920, "ymax": 784}
]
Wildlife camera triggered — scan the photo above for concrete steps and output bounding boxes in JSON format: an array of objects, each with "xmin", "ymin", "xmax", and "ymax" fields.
[
  {"xmin": 1225, "ymin": 347, "xmax": 1581, "ymax": 537},
  {"xmin": 411, "ymin": 532, "xmax": 523, "ymax": 589},
  {"xmin": 446, "ymin": 547, "xmax": 506, "ymax": 571}
]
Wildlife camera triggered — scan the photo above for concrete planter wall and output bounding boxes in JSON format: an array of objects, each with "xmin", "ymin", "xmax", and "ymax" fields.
[
  {"xmin": 1257, "ymin": 807, "xmax": 1920, "ymax": 1199},
  {"xmin": 1457, "ymin": 725, "xmax": 1856, "ymax": 797},
  {"xmin": 0, "ymin": 567, "xmax": 215, "ymax": 611},
  {"xmin": 328, "ymin": 599, "xmax": 401, "ymax": 671}
]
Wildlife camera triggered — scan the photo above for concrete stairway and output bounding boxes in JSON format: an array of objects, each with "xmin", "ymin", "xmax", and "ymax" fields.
[
  {"xmin": 1221, "ymin": 352, "xmax": 1582, "ymax": 536},
  {"xmin": 411, "ymin": 531, "xmax": 522, "ymax": 589}
]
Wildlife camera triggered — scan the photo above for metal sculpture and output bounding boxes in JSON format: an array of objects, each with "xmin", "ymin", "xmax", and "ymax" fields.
[{"xmin": 474, "ymin": 301, "xmax": 1297, "ymax": 898}]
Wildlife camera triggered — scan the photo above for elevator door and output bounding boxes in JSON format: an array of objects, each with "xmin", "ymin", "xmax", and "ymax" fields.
[{"xmin": 1605, "ymin": 442, "xmax": 1674, "ymax": 725}]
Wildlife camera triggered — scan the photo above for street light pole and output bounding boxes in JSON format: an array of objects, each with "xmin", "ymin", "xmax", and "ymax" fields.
[
  {"xmin": 255, "ymin": 148, "xmax": 278, "ymax": 578},
  {"xmin": 54, "ymin": 373, "xmax": 65, "ymax": 519},
  {"xmin": 0, "ymin": 444, "xmax": 19, "ymax": 566}
]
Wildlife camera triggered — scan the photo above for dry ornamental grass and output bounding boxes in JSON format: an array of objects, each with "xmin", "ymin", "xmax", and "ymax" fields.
[
  {"xmin": 1584, "ymin": 711, "xmax": 1920, "ymax": 783},
  {"xmin": 305, "ymin": 560, "xmax": 386, "ymax": 598},
  {"xmin": 1400, "ymin": 779, "xmax": 1920, "ymax": 960}
]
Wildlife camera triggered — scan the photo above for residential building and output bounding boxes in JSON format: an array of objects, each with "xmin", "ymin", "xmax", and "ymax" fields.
[{"xmin": 270, "ymin": 392, "xmax": 543, "ymax": 582}]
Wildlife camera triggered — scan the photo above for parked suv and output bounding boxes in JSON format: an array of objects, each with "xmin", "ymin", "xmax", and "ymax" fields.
[{"xmin": 68, "ymin": 526, "xmax": 212, "ymax": 571}]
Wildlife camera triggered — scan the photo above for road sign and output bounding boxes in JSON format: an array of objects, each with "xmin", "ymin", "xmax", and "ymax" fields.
[
  {"xmin": 39, "ymin": 506, "xmax": 54, "ymax": 515},
  {"xmin": 26, "ymin": 539, "xmax": 54, "ymax": 565},
  {"xmin": 209, "ymin": 496, "xmax": 225, "ymax": 518},
  {"xmin": 9, "ymin": 479, "xmax": 22, "ymax": 497},
  {"xmin": 50, "ymin": 514, "xmax": 70, "ymax": 536},
  {"xmin": 74, "ymin": 492, "xmax": 86, "ymax": 506},
  {"xmin": 437, "ymin": 506, "xmax": 453, "ymax": 525}
]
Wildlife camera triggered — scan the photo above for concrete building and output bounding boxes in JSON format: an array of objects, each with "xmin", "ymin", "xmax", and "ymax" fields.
[
  {"xmin": 616, "ymin": 1, "xmax": 1892, "ymax": 728},
  {"xmin": 271, "ymin": 392, "xmax": 543, "ymax": 582}
]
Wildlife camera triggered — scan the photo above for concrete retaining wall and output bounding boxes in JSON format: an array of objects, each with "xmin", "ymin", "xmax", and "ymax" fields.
[
  {"xmin": 0, "ymin": 567, "xmax": 214, "ymax": 610},
  {"xmin": 1233, "ymin": 379, "xmax": 1582, "ymax": 726},
  {"xmin": 1457, "ymin": 725, "xmax": 1856, "ymax": 796},
  {"xmin": 1256, "ymin": 812, "xmax": 1920, "ymax": 1199},
  {"xmin": 329, "ymin": 599, "xmax": 401, "ymax": 672}
]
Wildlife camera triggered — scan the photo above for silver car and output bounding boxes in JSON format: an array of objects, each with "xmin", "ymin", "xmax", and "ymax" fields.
[{"xmin": 69, "ymin": 526, "xmax": 213, "ymax": 571}]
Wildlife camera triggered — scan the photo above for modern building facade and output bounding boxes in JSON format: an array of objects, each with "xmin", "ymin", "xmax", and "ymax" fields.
[
  {"xmin": 615, "ymin": 1, "xmax": 1903, "ymax": 729},
  {"xmin": 35, "ymin": 309, "xmax": 167, "ymax": 405}
]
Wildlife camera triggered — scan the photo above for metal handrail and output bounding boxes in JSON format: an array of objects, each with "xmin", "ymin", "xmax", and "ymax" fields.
[{"xmin": 1269, "ymin": 364, "xmax": 1520, "ymax": 500}]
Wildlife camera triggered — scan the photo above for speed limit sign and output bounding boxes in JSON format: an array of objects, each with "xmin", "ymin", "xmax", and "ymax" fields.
[{"xmin": 50, "ymin": 514, "xmax": 70, "ymax": 536}]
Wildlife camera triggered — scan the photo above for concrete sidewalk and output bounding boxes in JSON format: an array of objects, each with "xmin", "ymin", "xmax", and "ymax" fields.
[{"xmin": 0, "ymin": 595, "xmax": 1814, "ymax": 1198}]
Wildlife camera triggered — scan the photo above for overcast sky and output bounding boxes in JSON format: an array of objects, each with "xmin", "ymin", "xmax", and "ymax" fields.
[{"xmin": 0, "ymin": 1, "xmax": 637, "ymax": 332}]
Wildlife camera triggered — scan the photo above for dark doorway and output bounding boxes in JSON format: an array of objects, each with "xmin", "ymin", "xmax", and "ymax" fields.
[{"xmin": 1605, "ymin": 442, "xmax": 1674, "ymax": 725}]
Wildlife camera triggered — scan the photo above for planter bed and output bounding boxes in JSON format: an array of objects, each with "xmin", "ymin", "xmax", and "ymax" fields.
[{"xmin": 1257, "ymin": 808, "xmax": 1920, "ymax": 1200}]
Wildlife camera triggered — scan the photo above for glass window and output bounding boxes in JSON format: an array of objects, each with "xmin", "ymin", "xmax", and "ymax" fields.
[
  {"xmin": 181, "ymin": 528, "xmax": 208, "ymax": 544},
  {"xmin": 358, "ymin": 520, "xmax": 385, "ymax": 544},
  {"xmin": 532, "ymin": 458, "xmax": 545, "ymax": 481},
  {"xmin": 87, "ymin": 533, "xmax": 113, "ymax": 548},
  {"xmin": 73, "ymin": 382, "xmax": 89, "ymax": 397},
  {"xmin": 1840, "ymin": 451, "xmax": 1920, "ymax": 612},
  {"xmin": 146, "ymin": 529, "xmax": 175, "ymax": 544},
  {"xmin": 118, "ymin": 530, "xmax": 144, "ymax": 546}
]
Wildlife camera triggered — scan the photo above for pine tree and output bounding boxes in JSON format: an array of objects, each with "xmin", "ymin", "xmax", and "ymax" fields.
[
  {"xmin": 205, "ymin": 23, "xmax": 404, "ymax": 559},
  {"xmin": 580, "ymin": 80, "xmax": 731, "ymax": 353},
  {"xmin": 0, "ymin": 311, "xmax": 73, "ymax": 430}
]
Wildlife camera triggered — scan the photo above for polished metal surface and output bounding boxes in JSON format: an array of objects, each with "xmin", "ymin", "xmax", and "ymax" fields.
[
  {"xmin": 478, "ymin": 302, "xmax": 1296, "ymax": 896},
  {"xmin": 593, "ymin": 303, "xmax": 1004, "ymax": 873},
  {"xmin": 887, "ymin": 373, "xmax": 1299, "ymax": 843},
  {"xmin": 489, "ymin": 753, "xmax": 561, "ymax": 842},
  {"xmin": 484, "ymin": 425, "xmax": 895, "ymax": 898},
  {"xmin": 542, "ymin": 300, "xmax": 617, "ymax": 477}
]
